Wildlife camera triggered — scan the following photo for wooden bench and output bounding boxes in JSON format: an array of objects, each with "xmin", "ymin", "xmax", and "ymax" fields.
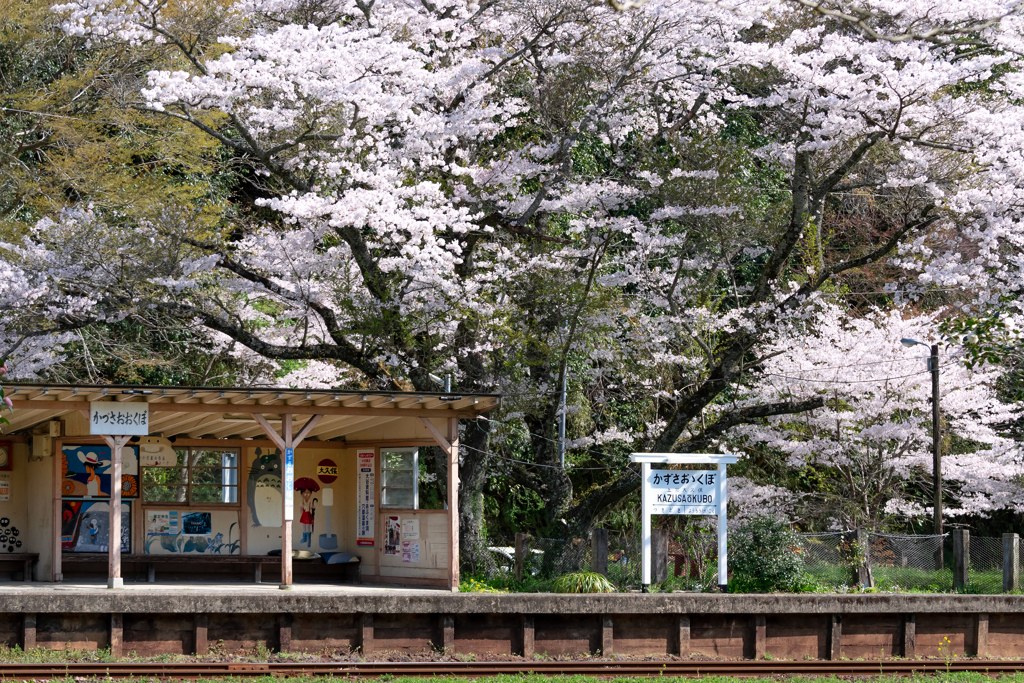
[
  {"xmin": 62, "ymin": 553, "xmax": 360, "ymax": 583},
  {"xmin": 0, "ymin": 553, "xmax": 39, "ymax": 582}
]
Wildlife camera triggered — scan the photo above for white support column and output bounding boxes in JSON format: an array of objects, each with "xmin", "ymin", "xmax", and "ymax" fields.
[
  {"xmin": 717, "ymin": 462, "xmax": 727, "ymax": 589},
  {"xmin": 447, "ymin": 417, "xmax": 460, "ymax": 592},
  {"xmin": 101, "ymin": 435, "xmax": 131, "ymax": 590},
  {"xmin": 642, "ymin": 461, "xmax": 651, "ymax": 588},
  {"xmin": 281, "ymin": 414, "xmax": 293, "ymax": 589}
]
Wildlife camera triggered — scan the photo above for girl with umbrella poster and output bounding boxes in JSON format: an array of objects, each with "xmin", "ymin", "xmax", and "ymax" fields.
[{"xmin": 294, "ymin": 478, "xmax": 319, "ymax": 547}]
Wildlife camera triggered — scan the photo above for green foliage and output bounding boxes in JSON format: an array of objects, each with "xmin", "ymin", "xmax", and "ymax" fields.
[
  {"xmin": 730, "ymin": 515, "xmax": 807, "ymax": 593},
  {"xmin": 550, "ymin": 571, "xmax": 616, "ymax": 594}
]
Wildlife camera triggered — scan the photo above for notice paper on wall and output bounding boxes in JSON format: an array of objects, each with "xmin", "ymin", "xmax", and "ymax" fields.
[
  {"xmin": 147, "ymin": 510, "xmax": 179, "ymax": 535},
  {"xmin": 401, "ymin": 518, "xmax": 419, "ymax": 540},
  {"xmin": 0, "ymin": 480, "xmax": 10, "ymax": 502},
  {"xmin": 385, "ymin": 515, "xmax": 400, "ymax": 555},
  {"xmin": 402, "ymin": 540, "xmax": 419, "ymax": 563},
  {"xmin": 356, "ymin": 450, "xmax": 375, "ymax": 546}
]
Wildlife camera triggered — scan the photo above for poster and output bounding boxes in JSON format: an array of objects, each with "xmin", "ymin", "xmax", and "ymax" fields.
[
  {"xmin": 401, "ymin": 518, "xmax": 419, "ymax": 540},
  {"xmin": 356, "ymin": 450, "xmax": 375, "ymax": 546},
  {"xmin": 62, "ymin": 445, "xmax": 139, "ymax": 499},
  {"xmin": 402, "ymin": 540, "xmax": 420, "ymax": 563},
  {"xmin": 61, "ymin": 500, "xmax": 131, "ymax": 552},
  {"xmin": 0, "ymin": 480, "xmax": 10, "ymax": 502},
  {"xmin": 385, "ymin": 515, "xmax": 400, "ymax": 555},
  {"xmin": 147, "ymin": 510, "xmax": 179, "ymax": 535},
  {"xmin": 182, "ymin": 512, "xmax": 212, "ymax": 536}
]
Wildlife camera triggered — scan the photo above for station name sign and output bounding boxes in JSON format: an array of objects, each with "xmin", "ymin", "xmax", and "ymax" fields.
[
  {"xmin": 647, "ymin": 469, "xmax": 719, "ymax": 515},
  {"xmin": 90, "ymin": 402, "xmax": 150, "ymax": 436}
]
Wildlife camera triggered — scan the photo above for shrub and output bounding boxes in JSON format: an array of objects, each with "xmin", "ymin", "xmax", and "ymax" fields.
[
  {"xmin": 730, "ymin": 515, "xmax": 806, "ymax": 593},
  {"xmin": 551, "ymin": 571, "xmax": 616, "ymax": 593}
]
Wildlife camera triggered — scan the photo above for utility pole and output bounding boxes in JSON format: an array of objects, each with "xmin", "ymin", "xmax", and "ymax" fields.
[
  {"xmin": 930, "ymin": 344, "xmax": 942, "ymax": 539},
  {"xmin": 558, "ymin": 370, "xmax": 567, "ymax": 467}
]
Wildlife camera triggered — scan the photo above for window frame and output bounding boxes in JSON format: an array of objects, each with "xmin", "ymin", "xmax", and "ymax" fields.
[
  {"xmin": 140, "ymin": 447, "xmax": 241, "ymax": 508},
  {"xmin": 380, "ymin": 447, "xmax": 419, "ymax": 510}
]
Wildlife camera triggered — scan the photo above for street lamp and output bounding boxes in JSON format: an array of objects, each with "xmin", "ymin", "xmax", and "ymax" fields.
[{"xmin": 901, "ymin": 338, "xmax": 942, "ymax": 541}]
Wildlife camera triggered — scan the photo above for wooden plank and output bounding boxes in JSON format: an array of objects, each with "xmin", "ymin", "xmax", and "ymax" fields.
[
  {"xmin": 678, "ymin": 615, "xmax": 690, "ymax": 657},
  {"xmin": 903, "ymin": 614, "xmax": 916, "ymax": 658},
  {"xmin": 420, "ymin": 418, "xmax": 451, "ymax": 456}
]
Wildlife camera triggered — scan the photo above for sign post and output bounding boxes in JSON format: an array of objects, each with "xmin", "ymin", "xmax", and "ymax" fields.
[
  {"xmin": 89, "ymin": 401, "xmax": 150, "ymax": 589},
  {"xmin": 630, "ymin": 453, "xmax": 739, "ymax": 591}
]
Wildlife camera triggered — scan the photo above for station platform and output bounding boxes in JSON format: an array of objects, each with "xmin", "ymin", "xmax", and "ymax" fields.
[{"xmin": 0, "ymin": 584, "xmax": 1022, "ymax": 661}]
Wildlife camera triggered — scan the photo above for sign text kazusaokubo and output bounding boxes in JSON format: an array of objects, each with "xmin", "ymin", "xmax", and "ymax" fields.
[
  {"xmin": 647, "ymin": 469, "xmax": 718, "ymax": 515},
  {"xmin": 90, "ymin": 402, "xmax": 150, "ymax": 436}
]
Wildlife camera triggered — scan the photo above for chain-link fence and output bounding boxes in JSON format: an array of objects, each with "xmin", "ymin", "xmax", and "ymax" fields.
[
  {"xmin": 867, "ymin": 533, "xmax": 952, "ymax": 591},
  {"xmin": 463, "ymin": 529, "xmax": 1019, "ymax": 593},
  {"xmin": 968, "ymin": 536, "xmax": 1004, "ymax": 594},
  {"xmin": 797, "ymin": 531, "xmax": 856, "ymax": 589}
]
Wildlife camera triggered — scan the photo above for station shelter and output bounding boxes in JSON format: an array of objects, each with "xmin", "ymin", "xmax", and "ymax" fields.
[{"xmin": 0, "ymin": 383, "xmax": 499, "ymax": 589}]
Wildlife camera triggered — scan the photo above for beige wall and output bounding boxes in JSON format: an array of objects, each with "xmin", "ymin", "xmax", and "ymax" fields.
[{"xmin": 377, "ymin": 509, "xmax": 448, "ymax": 580}]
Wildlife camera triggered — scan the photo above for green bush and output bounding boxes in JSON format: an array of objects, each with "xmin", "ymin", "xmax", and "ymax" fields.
[
  {"xmin": 730, "ymin": 515, "xmax": 806, "ymax": 593},
  {"xmin": 551, "ymin": 571, "xmax": 616, "ymax": 593}
]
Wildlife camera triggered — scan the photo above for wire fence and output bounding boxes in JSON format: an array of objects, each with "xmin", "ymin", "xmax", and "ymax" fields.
[{"xmin": 464, "ymin": 529, "xmax": 1019, "ymax": 593}]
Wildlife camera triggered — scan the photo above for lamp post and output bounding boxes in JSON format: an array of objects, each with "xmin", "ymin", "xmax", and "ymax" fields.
[{"xmin": 901, "ymin": 338, "xmax": 942, "ymax": 544}]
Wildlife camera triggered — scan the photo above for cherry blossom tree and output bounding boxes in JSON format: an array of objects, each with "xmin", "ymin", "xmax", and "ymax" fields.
[
  {"xmin": 723, "ymin": 304, "xmax": 1023, "ymax": 530},
  {"xmin": 3, "ymin": 0, "xmax": 1024, "ymax": 551}
]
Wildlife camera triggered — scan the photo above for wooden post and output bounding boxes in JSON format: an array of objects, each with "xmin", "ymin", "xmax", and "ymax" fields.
[
  {"xmin": 440, "ymin": 614, "xmax": 455, "ymax": 653},
  {"xmin": 52, "ymin": 437, "xmax": 63, "ymax": 582},
  {"xmin": 599, "ymin": 615, "xmax": 613, "ymax": 655},
  {"xmin": 109, "ymin": 613, "xmax": 123, "ymax": 658},
  {"xmin": 852, "ymin": 529, "xmax": 873, "ymax": 588},
  {"xmin": 448, "ymin": 417, "xmax": 460, "ymax": 591},
  {"xmin": 282, "ymin": 414, "xmax": 293, "ymax": 588},
  {"xmin": 252, "ymin": 412, "xmax": 321, "ymax": 590},
  {"xmin": 953, "ymin": 529, "xmax": 969, "ymax": 591},
  {"xmin": 591, "ymin": 528, "xmax": 608, "ymax": 576},
  {"xmin": 515, "ymin": 532, "xmax": 526, "ymax": 582},
  {"xmin": 974, "ymin": 613, "xmax": 988, "ymax": 657},
  {"xmin": 278, "ymin": 613, "xmax": 292, "ymax": 653},
  {"xmin": 22, "ymin": 613, "xmax": 36, "ymax": 651},
  {"xmin": 359, "ymin": 613, "xmax": 374, "ymax": 655},
  {"xmin": 753, "ymin": 615, "xmax": 766, "ymax": 660},
  {"xmin": 1004, "ymin": 533, "xmax": 1019, "ymax": 593},
  {"xmin": 652, "ymin": 528, "xmax": 669, "ymax": 584},
  {"xmin": 828, "ymin": 614, "xmax": 841, "ymax": 660},
  {"xmin": 194, "ymin": 614, "xmax": 208, "ymax": 655},
  {"xmin": 101, "ymin": 435, "xmax": 131, "ymax": 590},
  {"xmin": 902, "ymin": 614, "xmax": 916, "ymax": 658},
  {"xmin": 520, "ymin": 615, "xmax": 535, "ymax": 658},
  {"xmin": 677, "ymin": 615, "xmax": 690, "ymax": 657}
]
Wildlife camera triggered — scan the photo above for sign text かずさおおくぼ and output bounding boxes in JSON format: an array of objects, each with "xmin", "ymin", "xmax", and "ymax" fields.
[
  {"xmin": 630, "ymin": 453, "xmax": 739, "ymax": 590},
  {"xmin": 90, "ymin": 402, "xmax": 150, "ymax": 436}
]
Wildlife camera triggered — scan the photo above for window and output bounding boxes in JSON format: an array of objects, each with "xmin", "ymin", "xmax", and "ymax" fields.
[
  {"xmin": 381, "ymin": 447, "xmax": 418, "ymax": 509},
  {"xmin": 142, "ymin": 448, "xmax": 239, "ymax": 506}
]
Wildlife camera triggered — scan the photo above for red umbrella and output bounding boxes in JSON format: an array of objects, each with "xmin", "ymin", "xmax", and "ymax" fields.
[{"xmin": 294, "ymin": 477, "xmax": 320, "ymax": 491}]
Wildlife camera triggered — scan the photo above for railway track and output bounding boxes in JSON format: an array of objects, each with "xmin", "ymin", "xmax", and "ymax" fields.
[{"xmin": 0, "ymin": 659, "xmax": 1021, "ymax": 679}]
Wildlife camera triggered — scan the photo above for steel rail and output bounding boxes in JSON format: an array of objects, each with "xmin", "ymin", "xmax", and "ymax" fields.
[{"xmin": 0, "ymin": 659, "xmax": 1022, "ymax": 679}]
